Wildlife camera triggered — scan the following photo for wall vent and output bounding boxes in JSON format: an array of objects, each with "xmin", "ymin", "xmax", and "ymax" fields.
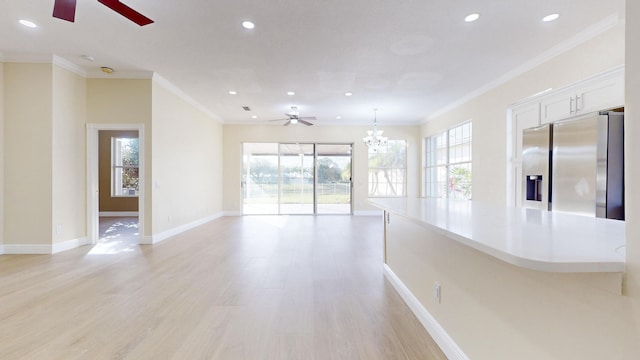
[{"xmin": 242, "ymin": 106, "xmax": 251, "ymax": 111}]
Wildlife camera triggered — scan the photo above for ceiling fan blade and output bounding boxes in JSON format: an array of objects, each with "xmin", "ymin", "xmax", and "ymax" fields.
[
  {"xmin": 298, "ymin": 119, "xmax": 314, "ymax": 126},
  {"xmin": 53, "ymin": 0, "xmax": 77, "ymax": 22},
  {"xmin": 268, "ymin": 118, "xmax": 289, "ymax": 122},
  {"xmin": 299, "ymin": 116, "xmax": 317, "ymax": 121},
  {"xmin": 98, "ymin": 0, "xmax": 154, "ymax": 26},
  {"xmin": 283, "ymin": 120, "xmax": 292, "ymax": 126}
]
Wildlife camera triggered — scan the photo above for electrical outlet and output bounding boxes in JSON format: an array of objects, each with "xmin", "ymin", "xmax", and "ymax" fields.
[
  {"xmin": 56, "ymin": 224, "xmax": 62, "ymax": 235},
  {"xmin": 433, "ymin": 282, "xmax": 441, "ymax": 304},
  {"xmin": 167, "ymin": 215, "xmax": 172, "ymax": 223}
]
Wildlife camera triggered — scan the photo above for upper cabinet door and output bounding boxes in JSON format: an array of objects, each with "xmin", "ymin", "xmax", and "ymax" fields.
[
  {"xmin": 576, "ymin": 71, "xmax": 625, "ymax": 115},
  {"xmin": 540, "ymin": 90, "xmax": 575, "ymax": 124}
]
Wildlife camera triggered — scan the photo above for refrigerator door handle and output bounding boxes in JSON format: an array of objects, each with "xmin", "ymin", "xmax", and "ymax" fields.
[{"xmin": 575, "ymin": 95, "xmax": 582, "ymax": 113}]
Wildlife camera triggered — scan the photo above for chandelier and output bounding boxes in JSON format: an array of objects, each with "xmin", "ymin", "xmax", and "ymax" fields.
[{"xmin": 363, "ymin": 108, "xmax": 388, "ymax": 152}]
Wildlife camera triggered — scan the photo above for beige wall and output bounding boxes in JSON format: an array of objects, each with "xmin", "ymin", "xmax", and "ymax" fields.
[
  {"xmin": 421, "ymin": 23, "xmax": 625, "ymax": 205},
  {"xmin": 222, "ymin": 124, "xmax": 420, "ymax": 213},
  {"xmin": 151, "ymin": 80, "xmax": 223, "ymax": 234},
  {"xmin": 387, "ymin": 214, "xmax": 639, "ymax": 359},
  {"xmin": 52, "ymin": 65, "xmax": 87, "ymax": 244},
  {"xmin": 0, "ymin": 62, "xmax": 4, "ymax": 247},
  {"xmin": 4, "ymin": 63, "xmax": 53, "ymax": 245},
  {"xmin": 98, "ymin": 130, "xmax": 139, "ymax": 212},
  {"xmin": 625, "ymin": 0, "xmax": 640, "ymax": 298},
  {"xmin": 87, "ymin": 78, "xmax": 152, "ymax": 235}
]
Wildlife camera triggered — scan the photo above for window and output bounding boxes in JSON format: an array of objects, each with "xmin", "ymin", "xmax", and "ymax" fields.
[
  {"xmin": 368, "ymin": 140, "xmax": 407, "ymax": 197},
  {"xmin": 425, "ymin": 122, "xmax": 472, "ymax": 199},
  {"xmin": 112, "ymin": 137, "xmax": 139, "ymax": 197}
]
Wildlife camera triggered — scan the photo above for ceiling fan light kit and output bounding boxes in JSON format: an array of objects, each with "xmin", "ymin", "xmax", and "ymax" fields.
[{"xmin": 268, "ymin": 106, "xmax": 316, "ymax": 126}]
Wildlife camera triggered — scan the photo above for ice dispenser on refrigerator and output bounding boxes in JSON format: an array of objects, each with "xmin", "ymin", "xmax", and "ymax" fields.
[{"xmin": 522, "ymin": 124, "xmax": 552, "ymax": 211}]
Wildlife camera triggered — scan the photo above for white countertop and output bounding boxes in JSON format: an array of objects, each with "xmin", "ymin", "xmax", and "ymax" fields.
[{"xmin": 370, "ymin": 198, "xmax": 626, "ymax": 273}]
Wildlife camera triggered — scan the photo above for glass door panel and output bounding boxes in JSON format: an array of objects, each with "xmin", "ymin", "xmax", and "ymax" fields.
[
  {"xmin": 279, "ymin": 143, "xmax": 315, "ymax": 214},
  {"xmin": 317, "ymin": 144, "xmax": 352, "ymax": 214},
  {"xmin": 242, "ymin": 143, "xmax": 279, "ymax": 214}
]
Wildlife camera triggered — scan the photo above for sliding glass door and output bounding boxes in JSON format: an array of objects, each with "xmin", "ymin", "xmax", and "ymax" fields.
[
  {"xmin": 279, "ymin": 143, "xmax": 315, "ymax": 214},
  {"xmin": 242, "ymin": 143, "xmax": 279, "ymax": 214},
  {"xmin": 242, "ymin": 143, "xmax": 352, "ymax": 215}
]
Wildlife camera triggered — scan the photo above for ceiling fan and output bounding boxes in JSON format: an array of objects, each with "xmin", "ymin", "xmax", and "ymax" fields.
[
  {"xmin": 269, "ymin": 106, "xmax": 316, "ymax": 126},
  {"xmin": 53, "ymin": 0, "xmax": 154, "ymax": 26}
]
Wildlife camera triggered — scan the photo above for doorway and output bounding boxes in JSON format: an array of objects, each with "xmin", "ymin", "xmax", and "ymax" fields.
[
  {"xmin": 87, "ymin": 124, "xmax": 145, "ymax": 245},
  {"xmin": 242, "ymin": 142, "xmax": 352, "ymax": 215}
]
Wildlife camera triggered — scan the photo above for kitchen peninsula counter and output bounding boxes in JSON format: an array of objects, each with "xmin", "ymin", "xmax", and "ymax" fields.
[{"xmin": 370, "ymin": 197, "xmax": 625, "ymax": 273}]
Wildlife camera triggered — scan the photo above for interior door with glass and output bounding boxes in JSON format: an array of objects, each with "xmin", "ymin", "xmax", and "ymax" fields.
[
  {"xmin": 316, "ymin": 144, "xmax": 352, "ymax": 214},
  {"xmin": 279, "ymin": 143, "xmax": 315, "ymax": 214}
]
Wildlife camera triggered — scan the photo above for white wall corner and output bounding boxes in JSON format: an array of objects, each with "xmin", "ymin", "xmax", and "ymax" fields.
[
  {"xmin": 146, "ymin": 212, "xmax": 225, "ymax": 245},
  {"xmin": 52, "ymin": 237, "xmax": 90, "ymax": 254},
  {"xmin": 383, "ymin": 264, "xmax": 470, "ymax": 360}
]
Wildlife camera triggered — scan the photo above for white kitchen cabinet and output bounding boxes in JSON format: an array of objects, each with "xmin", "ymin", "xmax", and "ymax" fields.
[
  {"xmin": 540, "ymin": 90, "xmax": 575, "ymax": 124},
  {"xmin": 540, "ymin": 67, "xmax": 624, "ymax": 124},
  {"xmin": 512, "ymin": 103, "xmax": 540, "ymax": 162},
  {"xmin": 508, "ymin": 65, "xmax": 624, "ymax": 207}
]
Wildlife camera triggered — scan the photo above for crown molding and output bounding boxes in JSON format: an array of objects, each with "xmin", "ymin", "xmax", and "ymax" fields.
[
  {"xmin": 423, "ymin": 12, "xmax": 623, "ymax": 123},
  {"xmin": 151, "ymin": 73, "xmax": 223, "ymax": 122},
  {"xmin": 86, "ymin": 69, "xmax": 154, "ymax": 79},
  {"xmin": 52, "ymin": 55, "xmax": 87, "ymax": 77}
]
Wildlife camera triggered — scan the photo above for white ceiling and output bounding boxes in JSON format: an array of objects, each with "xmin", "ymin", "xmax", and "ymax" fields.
[{"xmin": 0, "ymin": 0, "xmax": 626, "ymax": 125}]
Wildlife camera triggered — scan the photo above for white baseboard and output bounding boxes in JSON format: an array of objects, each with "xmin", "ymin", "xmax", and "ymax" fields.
[
  {"xmin": 2, "ymin": 237, "xmax": 90, "ymax": 255},
  {"xmin": 99, "ymin": 211, "xmax": 139, "ymax": 217},
  {"xmin": 2, "ymin": 244, "xmax": 52, "ymax": 254},
  {"xmin": 223, "ymin": 211, "xmax": 242, "ymax": 216},
  {"xmin": 52, "ymin": 237, "xmax": 90, "ymax": 254},
  {"xmin": 141, "ymin": 212, "xmax": 224, "ymax": 245},
  {"xmin": 384, "ymin": 264, "xmax": 469, "ymax": 360},
  {"xmin": 353, "ymin": 210, "xmax": 383, "ymax": 216}
]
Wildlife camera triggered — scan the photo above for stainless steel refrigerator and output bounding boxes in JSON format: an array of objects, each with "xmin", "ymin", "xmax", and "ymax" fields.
[
  {"xmin": 551, "ymin": 111, "xmax": 624, "ymax": 220},
  {"xmin": 522, "ymin": 124, "xmax": 552, "ymax": 211},
  {"xmin": 522, "ymin": 111, "xmax": 624, "ymax": 220}
]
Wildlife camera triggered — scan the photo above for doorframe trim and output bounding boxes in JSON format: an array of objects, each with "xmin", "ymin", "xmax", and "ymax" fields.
[{"xmin": 86, "ymin": 123, "xmax": 145, "ymax": 245}]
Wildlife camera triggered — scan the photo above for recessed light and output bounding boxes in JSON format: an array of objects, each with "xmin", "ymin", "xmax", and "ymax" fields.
[
  {"xmin": 251, "ymin": 115, "xmax": 258, "ymax": 119},
  {"xmin": 336, "ymin": 116, "xmax": 342, "ymax": 120},
  {"xmin": 542, "ymin": 13, "xmax": 559, "ymax": 22},
  {"xmin": 19, "ymin": 19, "xmax": 37, "ymax": 28},
  {"xmin": 101, "ymin": 66, "xmax": 114, "ymax": 74},
  {"xmin": 287, "ymin": 91, "xmax": 295, "ymax": 96},
  {"xmin": 344, "ymin": 92, "xmax": 353, "ymax": 97},
  {"xmin": 464, "ymin": 13, "xmax": 480, "ymax": 22},
  {"xmin": 81, "ymin": 54, "xmax": 95, "ymax": 62},
  {"xmin": 242, "ymin": 21, "xmax": 255, "ymax": 29},
  {"xmin": 229, "ymin": 90, "xmax": 237, "ymax": 95}
]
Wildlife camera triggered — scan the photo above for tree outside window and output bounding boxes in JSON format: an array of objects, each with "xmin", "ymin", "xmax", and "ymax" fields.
[
  {"xmin": 425, "ymin": 122, "xmax": 472, "ymax": 200},
  {"xmin": 368, "ymin": 140, "xmax": 407, "ymax": 197},
  {"xmin": 112, "ymin": 137, "xmax": 139, "ymax": 196}
]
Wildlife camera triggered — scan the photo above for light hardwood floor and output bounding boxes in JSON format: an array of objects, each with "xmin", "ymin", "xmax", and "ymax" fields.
[{"xmin": 0, "ymin": 216, "xmax": 447, "ymax": 360}]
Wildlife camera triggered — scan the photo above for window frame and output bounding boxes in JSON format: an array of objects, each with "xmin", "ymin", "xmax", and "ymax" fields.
[
  {"xmin": 424, "ymin": 121, "xmax": 472, "ymax": 200},
  {"xmin": 111, "ymin": 137, "xmax": 140, "ymax": 197},
  {"xmin": 367, "ymin": 139, "xmax": 408, "ymax": 198}
]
